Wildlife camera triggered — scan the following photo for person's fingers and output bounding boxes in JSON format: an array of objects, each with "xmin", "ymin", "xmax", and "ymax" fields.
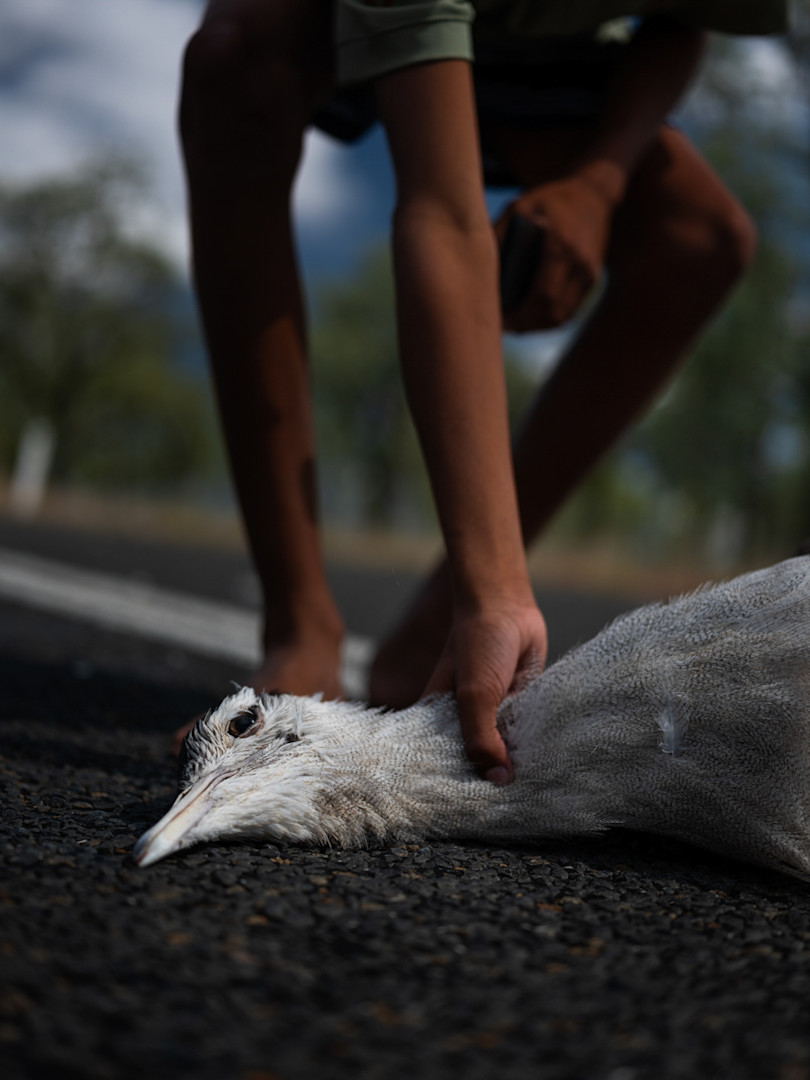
[
  {"xmin": 455, "ymin": 680, "xmax": 513, "ymax": 784},
  {"xmin": 557, "ymin": 268, "xmax": 591, "ymax": 324},
  {"xmin": 510, "ymin": 229, "xmax": 575, "ymax": 329},
  {"xmin": 493, "ymin": 206, "xmax": 512, "ymax": 246},
  {"xmin": 507, "ymin": 255, "xmax": 593, "ymax": 332},
  {"xmin": 500, "ymin": 195, "xmax": 604, "ymax": 332},
  {"xmin": 423, "ymin": 646, "xmax": 513, "ymax": 782}
]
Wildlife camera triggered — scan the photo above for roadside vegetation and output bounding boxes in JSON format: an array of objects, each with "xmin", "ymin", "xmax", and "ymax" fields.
[{"xmin": 0, "ymin": 161, "xmax": 221, "ymax": 500}]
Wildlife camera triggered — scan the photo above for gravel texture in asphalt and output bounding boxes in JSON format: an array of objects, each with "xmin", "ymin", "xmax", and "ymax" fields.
[{"xmin": 2, "ymin": 589, "xmax": 810, "ymax": 1080}]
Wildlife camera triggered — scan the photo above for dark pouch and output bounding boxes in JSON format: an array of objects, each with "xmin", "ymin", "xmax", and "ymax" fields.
[{"xmin": 499, "ymin": 214, "xmax": 545, "ymax": 314}]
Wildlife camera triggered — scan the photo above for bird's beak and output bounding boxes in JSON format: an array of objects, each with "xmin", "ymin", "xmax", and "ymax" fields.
[{"xmin": 133, "ymin": 771, "xmax": 226, "ymax": 867}]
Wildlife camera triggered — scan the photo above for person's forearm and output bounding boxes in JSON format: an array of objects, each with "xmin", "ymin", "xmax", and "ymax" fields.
[
  {"xmin": 391, "ymin": 202, "xmax": 530, "ymax": 606},
  {"xmin": 375, "ymin": 60, "xmax": 547, "ymax": 777},
  {"xmin": 377, "ymin": 61, "xmax": 532, "ymax": 608},
  {"xmin": 574, "ymin": 17, "xmax": 707, "ymax": 206}
]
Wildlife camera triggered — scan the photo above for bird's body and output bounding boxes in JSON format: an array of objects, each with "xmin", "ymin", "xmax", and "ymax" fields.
[{"xmin": 135, "ymin": 557, "xmax": 810, "ymax": 880}]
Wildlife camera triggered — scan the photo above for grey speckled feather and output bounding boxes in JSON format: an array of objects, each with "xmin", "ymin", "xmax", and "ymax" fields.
[{"xmin": 135, "ymin": 557, "xmax": 810, "ymax": 880}]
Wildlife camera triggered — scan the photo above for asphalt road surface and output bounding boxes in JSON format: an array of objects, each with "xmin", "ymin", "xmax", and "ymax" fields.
[{"xmin": 1, "ymin": 517, "xmax": 810, "ymax": 1080}]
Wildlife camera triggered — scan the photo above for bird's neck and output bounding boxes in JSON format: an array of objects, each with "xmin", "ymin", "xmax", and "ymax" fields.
[{"xmin": 312, "ymin": 699, "xmax": 535, "ymax": 846}]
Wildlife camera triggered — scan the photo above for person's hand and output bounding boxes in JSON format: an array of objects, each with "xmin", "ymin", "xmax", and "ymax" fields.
[
  {"xmin": 496, "ymin": 172, "xmax": 614, "ymax": 333},
  {"xmin": 423, "ymin": 597, "xmax": 548, "ymax": 784}
]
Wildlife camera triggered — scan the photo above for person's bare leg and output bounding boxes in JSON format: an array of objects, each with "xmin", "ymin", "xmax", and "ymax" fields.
[
  {"xmin": 178, "ymin": 0, "xmax": 344, "ymax": 739},
  {"xmin": 369, "ymin": 125, "xmax": 756, "ymax": 706}
]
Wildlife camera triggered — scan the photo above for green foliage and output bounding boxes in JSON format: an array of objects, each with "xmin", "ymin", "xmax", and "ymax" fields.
[
  {"xmin": 786, "ymin": 0, "xmax": 810, "ymax": 75},
  {"xmin": 311, "ymin": 248, "xmax": 425, "ymax": 526},
  {"xmin": 0, "ymin": 160, "xmax": 219, "ymax": 493},
  {"xmin": 623, "ymin": 53, "xmax": 810, "ymax": 560},
  {"xmin": 639, "ymin": 246, "xmax": 799, "ymax": 524}
]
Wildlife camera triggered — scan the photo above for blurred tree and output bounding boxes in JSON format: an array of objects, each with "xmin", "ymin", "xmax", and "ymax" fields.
[
  {"xmin": 638, "ymin": 23, "xmax": 810, "ymax": 560},
  {"xmin": 311, "ymin": 248, "xmax": 420, "ymax": 526},
  {"xmin": 632, "ymin": 221, "xmax": 802, "ymax": 557},
  {"xmin": 783, "ymin": 0, "xmax": 810, "ymax": 545},
  {"xmin": 0, "ymin": 160, "xmax": 218, "ymax": 495},
  {"xmin": 785, "ymin": 0, "xmax": 810, "ymax": 83},
  {"xmin": 311, "ymin": 246, "xmax": 534, "ymax": 528}
]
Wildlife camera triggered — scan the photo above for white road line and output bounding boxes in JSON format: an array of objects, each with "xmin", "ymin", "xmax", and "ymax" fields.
[{"xmin": 0, "ymin": 546, "xmax": 373, "ymax": 698}]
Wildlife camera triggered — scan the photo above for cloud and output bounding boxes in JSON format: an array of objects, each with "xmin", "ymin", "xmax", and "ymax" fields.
[
  {"xmin": 684, "ymin": 34, "xmax": 808, "ymax": 138},
  {"xmin": 0, "ymin": 0, "xmax": 363, "ymax": 268},
  {"xmin": 741, "ymin": 36, "xmax": 808, "ymax": 132}
]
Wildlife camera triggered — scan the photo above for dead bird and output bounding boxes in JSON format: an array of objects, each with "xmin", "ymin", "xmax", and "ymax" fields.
[{"xmin": 134, "ymin": 557, "xmax": 810, "ymax": 880}]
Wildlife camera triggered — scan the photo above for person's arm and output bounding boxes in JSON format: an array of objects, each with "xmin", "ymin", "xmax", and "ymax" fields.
[
  {"xmin": 375, "ymin": 60, "xmax": 547, "ymax": 784},
  {"xmin": 499, "ymin": 16, "xmax": 708, "ymax": 332}
]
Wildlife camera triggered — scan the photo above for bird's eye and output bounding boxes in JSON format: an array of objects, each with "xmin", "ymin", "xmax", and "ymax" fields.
[{"xmin": 228, "ymin": 707, "xmax": 258, "ymax": 738}]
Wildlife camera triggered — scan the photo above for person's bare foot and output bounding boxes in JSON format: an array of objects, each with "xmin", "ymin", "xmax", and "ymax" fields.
[{"xmin": 172, "ymin": 635, "xmax": 345, "ymax": 755}]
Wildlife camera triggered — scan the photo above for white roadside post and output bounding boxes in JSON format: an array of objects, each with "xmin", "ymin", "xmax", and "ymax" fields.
[{"xmin": 8, "ymin": 418, "xmax": 55, "ymax": 518}]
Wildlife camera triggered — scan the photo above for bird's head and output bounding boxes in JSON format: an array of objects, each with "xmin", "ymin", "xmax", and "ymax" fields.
[{"xmin": 133, "ymin": 686, "xmax": 368, "ymax": 867}]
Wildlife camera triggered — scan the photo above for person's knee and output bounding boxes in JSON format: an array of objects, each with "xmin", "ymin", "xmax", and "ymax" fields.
[
  {"xmin": 182, "ymin": 18, "xmax": 246, "ymax": 103},
  {"xmin": 637, "ymin": 187, "xmax": 758, "ymax": 304},
  {"xmin": 180, "ymin": 15, "xmax": 309, "ymax": 158},
  {"xmin": 620, "ymin": 132, "xmax": 758, "ymax": 299}
]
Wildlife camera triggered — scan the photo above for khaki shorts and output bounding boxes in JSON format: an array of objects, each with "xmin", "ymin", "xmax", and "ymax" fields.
[
  {"xmin": 315, "ymin": 30, "xmax": 630, "ymax": 186},
  {"xmin": 335, "ymin": 0, "xmax": 788, "ymax": 87}
]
